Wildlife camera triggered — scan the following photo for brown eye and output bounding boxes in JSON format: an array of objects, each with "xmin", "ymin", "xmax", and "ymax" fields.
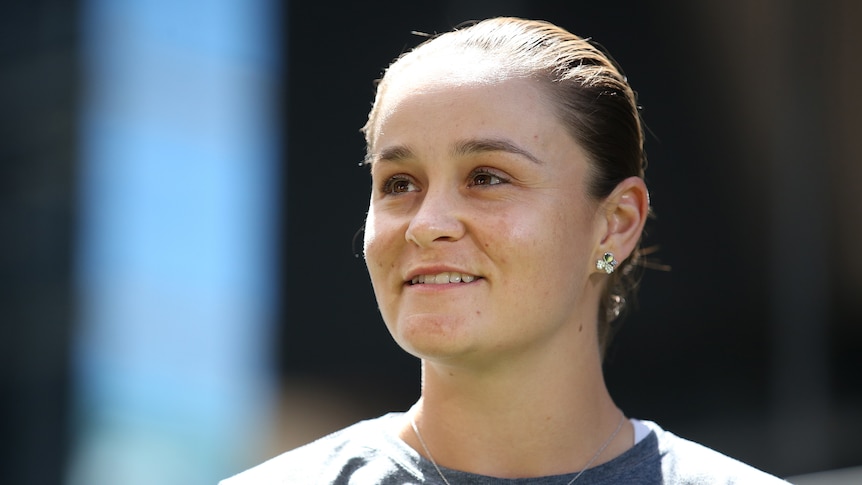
[
  {"xmin": 382, "ymin": 176, "xmax": 418, "ymax": 194},
  {"xmin": 469, "ymin": 170, "xmax": 505, "ymax": 187}
]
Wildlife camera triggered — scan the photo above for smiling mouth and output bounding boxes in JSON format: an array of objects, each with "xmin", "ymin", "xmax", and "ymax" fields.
[{"xmin": 410, "ymin": 272, "xmax": 479, "ymax": 285}]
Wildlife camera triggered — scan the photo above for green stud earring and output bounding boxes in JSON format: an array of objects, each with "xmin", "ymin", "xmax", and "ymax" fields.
[{"xmin": 596, "ymin": 252, "xmax": 618, "ymax": 274}]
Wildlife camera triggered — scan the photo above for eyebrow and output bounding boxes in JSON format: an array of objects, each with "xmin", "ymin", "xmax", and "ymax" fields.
[
  {"xmin": 375, "ymin": 145, "xmax": 414, "ymax": 163},
  {"xmin": 453, "ymin": 138, "xmax": 545, "ymax": 165},
  {"xmin": 372, "ymin": 137, "xmax": 545, "ymax": 166}
]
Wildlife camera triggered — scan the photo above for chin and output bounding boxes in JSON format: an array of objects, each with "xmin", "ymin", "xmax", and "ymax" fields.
[{"xmin": 392, "ymin": 314, "xmax": 478, "ymax": 360}]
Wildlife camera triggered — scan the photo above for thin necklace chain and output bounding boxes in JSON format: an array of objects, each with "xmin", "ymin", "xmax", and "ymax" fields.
[
  {"xmin": 410, "ymin": 413, "xmax": 626, "ymax": 485},
  {"xmin": 410, "ymin": 417, "xmax": 453, "ymax": 485}
]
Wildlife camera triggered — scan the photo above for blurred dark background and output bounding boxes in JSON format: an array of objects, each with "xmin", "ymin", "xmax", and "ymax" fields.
[{"xmin": 3, "ymin": 0, "xmax": 860, "ymax": 483}]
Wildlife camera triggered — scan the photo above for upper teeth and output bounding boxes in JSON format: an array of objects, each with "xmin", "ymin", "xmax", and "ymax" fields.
[{"xmin": 411, "ymin": 272, "xmax": 477, "ymax": 285}]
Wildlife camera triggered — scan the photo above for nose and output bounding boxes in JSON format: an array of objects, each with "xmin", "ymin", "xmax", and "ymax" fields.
[{"xmin": 405, "ymin": 188, "xmax": 466, "ymax": 247}]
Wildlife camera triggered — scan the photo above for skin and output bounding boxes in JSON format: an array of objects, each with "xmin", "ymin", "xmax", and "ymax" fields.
[{"xmin": 363, "ymin": 57, "xmax": 649, "ymax": 478}]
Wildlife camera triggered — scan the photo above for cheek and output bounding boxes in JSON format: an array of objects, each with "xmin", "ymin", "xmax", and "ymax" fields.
[
  {"xmin": 499, "ymin": 203, "xmax": 596, "ymax": 278},
  {"xmin": 492, "ymin": 204, "xmax": 572, "ymax": 253},
  {"xmin": 363, "ymin": 207, "xmax": 402, "ymax": 276},
  {"xmin": 363, "ymin": 212, "xmax": 385, "ymax": 271}
]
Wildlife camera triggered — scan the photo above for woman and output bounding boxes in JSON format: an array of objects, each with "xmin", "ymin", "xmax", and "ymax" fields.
[{"xmin": 224, "ymin": 17, "xmax": 787, "ymax": 484}]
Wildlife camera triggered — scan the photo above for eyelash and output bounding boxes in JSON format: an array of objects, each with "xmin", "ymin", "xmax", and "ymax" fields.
[
  {"xmin": 468, "ymin": 168, "xmax": 508, "ymax": 187},
  {"xmin": 379, "ymin": 168, "xmax": 509, "ymax": 195},
  {"xmin": 381, "ymin": 175, "xmax": 416, "ymax": 194}
]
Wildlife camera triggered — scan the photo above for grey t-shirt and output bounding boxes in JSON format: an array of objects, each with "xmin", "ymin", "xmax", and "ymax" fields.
[{"xmin": 221, "ymin": 413, "xmax": 788, "ymax": 484}]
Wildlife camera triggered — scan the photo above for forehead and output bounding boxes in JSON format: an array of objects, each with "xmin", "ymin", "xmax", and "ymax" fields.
[
  {"xmin": 371, "ymin": 55, "xmax": 550, "ymax": 140},
  {"xmin": 366, "ymin": 65, "xmax": 594, "ymax": 180},
  {"xmin": 379, "ymin": 78, "xmax": 549, "ymax": 139},
  {"xmin": 382, "ymin": 51, "xmax": 516, "ymax": 102},
  {"xmin": 392, "ymin": 49, "xmax": 515, "ymax": 86}
]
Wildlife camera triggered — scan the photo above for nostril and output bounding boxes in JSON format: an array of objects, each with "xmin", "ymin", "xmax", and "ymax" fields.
[{"xmin": 434, "ymin": 234, "xmax": 457, "ymax": 242}]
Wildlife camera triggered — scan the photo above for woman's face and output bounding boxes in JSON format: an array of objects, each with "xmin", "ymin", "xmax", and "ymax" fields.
[{"xmin": 363, "ymin": 62, "xmax": 607, "ymax": 366}]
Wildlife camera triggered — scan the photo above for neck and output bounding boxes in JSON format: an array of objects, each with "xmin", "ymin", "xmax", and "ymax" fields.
[{"xmin": 400, "ymin": 334, "xmax": 633, "ymax": 478}]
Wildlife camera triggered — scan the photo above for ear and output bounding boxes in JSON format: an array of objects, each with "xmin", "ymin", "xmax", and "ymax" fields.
[{"xmin": 598, "ymin": 176, "xmax": 649, "ymax": 263}]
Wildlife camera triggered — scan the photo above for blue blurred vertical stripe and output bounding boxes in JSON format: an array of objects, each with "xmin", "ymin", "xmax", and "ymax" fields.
[{"xmin": 71, "ymin": 1, "xmax": 281, "ymax": 483}]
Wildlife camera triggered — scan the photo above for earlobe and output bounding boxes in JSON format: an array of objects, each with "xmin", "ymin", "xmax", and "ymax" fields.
[{"xmin": 600, "ymin": 177, "xmax": 649, "ymax": 262}]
